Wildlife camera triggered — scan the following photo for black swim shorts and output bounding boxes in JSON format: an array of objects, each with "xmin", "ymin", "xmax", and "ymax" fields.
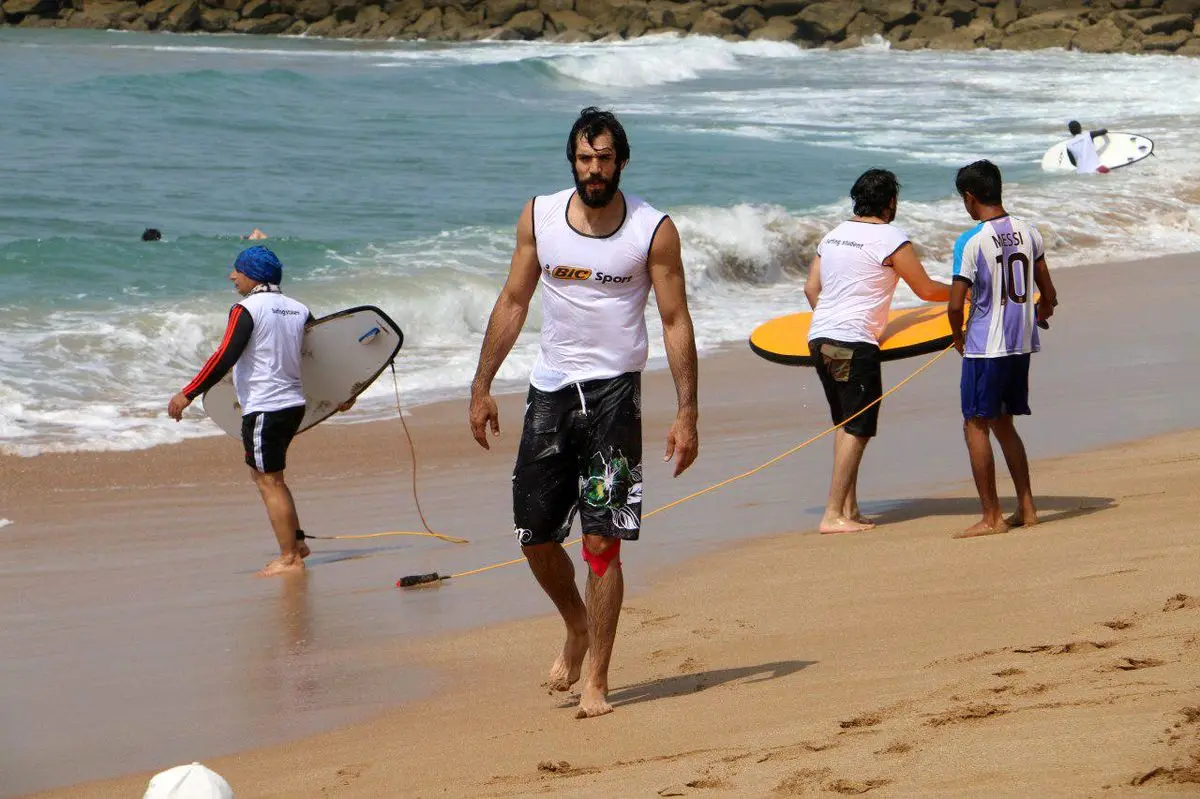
[
  {"xmin": 809, "ymin": 338, "xmax": 883, "ymax": 438},
  {"xmin": 512, "ymin": 372, "xmax": 643, "ymax": 547},
  {"xmin": 241, "ymin": 404, "xmax": 306, "ymax": 473}
]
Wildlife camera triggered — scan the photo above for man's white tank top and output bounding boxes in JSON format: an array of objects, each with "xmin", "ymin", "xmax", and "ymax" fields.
[
  {"xmin": 530, "ymin": 187, "xmax": 666, "ymax": 392},
  {"xmin": 234, "ymin": 287, "xmax": 310, "ymax": 414}
]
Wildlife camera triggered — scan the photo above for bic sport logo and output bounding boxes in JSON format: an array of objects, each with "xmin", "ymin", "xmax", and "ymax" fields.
[{"xmin": 547, "ymin": 265, "xmax": 632, "ymax": 285}]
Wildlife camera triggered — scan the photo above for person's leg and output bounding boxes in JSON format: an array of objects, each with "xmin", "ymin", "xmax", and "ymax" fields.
[
  {"xmin": 821, "ymin": 429, "xmax": 872, "ymax": 533},
  {"xmin": 956, "ymin": 417, "xmax": 1009, "ymax": 537},
  {"xmin": 253, "ymin": 469, "xmax": 305, "ymax": 576},
  {"xmin": 577, "ymin": 534, "xmax": 622, "ymax": 718},
  {"xmin": 820, "ymin": 343, "xmax": 879, "ymax": 533},
  {"xmin": 574, "ymin": 373, "xmax": 641, "ymax": 717},
  {"xmin": 245, "ymin": 407, "xmax": 307, "ymax": 576},
  {"xmin": 994, "ymin": 355, "xmax": 1037, "ymax": 526},
  {"xmin": 514, "ymin": 384, "xmax": 586, "ymax": 690},
  {"xmin": 522, "ymin": 541, "xmax": 589, "ymax": 691}
]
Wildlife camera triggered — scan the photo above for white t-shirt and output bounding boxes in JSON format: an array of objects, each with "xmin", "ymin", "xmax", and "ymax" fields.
[
  {"xmin": 807, "ymin": 220, "xmax": 909, "ymax": 346},
  {"xmin": 529, "ymin": 188, "xmax": 666, "ymax": 392},
  {"xmin": 234, "ymin": 287, "xmax": 310, "ymax": 414},
  {"xmin": 1065, "ymin": 132, "xmax": 1102, "ymax": 173}
]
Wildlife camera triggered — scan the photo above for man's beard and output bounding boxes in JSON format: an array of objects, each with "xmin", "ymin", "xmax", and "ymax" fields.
[{"xmin": 575, "ymin": 168, "xmax": 622, "ymax": 209}]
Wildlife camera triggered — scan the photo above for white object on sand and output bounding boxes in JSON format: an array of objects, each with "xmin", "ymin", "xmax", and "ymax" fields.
[{"xmin": 143, "ymin": 762, "xmax": 233, "ymax": 799}]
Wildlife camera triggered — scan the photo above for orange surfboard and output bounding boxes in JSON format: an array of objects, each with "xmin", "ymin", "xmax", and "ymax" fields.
[{"xmin": 749, "ymin": 304, "xmax": 954, "ymax": 367}]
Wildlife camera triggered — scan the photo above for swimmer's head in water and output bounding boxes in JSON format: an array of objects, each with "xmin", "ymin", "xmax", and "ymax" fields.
[
  {"xmin": 567, "ymin": 107, "xmax": 629, "ymax": 210},
  {"xmin": 232, "ymin": 245, "xmax": 283, "ymax": 285},
  {"xmin": 850, "ymin": 169, "xmax": 900, "ymax": 222},
  {"xmin": 142, "ymin": 228, "xmax": 162, "ymax": 241},
  {"xmin": 1068, "ymin": 120, "xmax": 1082, "ymax": 136}
]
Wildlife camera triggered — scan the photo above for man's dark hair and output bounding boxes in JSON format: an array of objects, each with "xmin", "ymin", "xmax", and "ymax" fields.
[
  {"xmin": 567, "ymin": 107, "xmax": 630, "ymax": 165},
  {"xmin": 1067, "ymin": 120, "xmax": 1082, "ymax": 135},
  {"xmin": 850, "ymin": 169, "xmax": 900, "ymax": 218},
  {"xmin": 141, "ymin": 228, "xmax": 162, "ymax": 241},
  {"xmin": 955, "ymin": 159, "xmax": 1003, "ymax": 205}
]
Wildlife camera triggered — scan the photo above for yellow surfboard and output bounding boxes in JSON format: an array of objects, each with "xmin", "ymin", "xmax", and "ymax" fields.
[{"xmin": 749, "ymin": 304, "xmax": 954, "ymax": 367}]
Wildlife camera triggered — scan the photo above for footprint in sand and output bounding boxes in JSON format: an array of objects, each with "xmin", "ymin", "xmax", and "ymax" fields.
[
  {"xmin": 1103, "ymin": 617, "xmax": 1137, "ymax": 630},
  {"xmin": 828, "ymin": 778, "xmax": 893, "ymax": 795},
  {"xmin": 992, "ymin": 667, "xmax": 1025, "ymax": 677},
  {"xmin": 839, "ymin": 712, "xmax": 883, "ymax": 730},
  {"xmin": 1108, "ymin": 656, "xmax": 1166, "ymax": 671},
  {"xmin": 1013, "ymin": 640, "xmax": 1115, "ymax": 655},
  {"xmin": 925, "ymin": 703, "xmax": 1008, "ymax": 727},
  {"xmin": 678, "ymin": 656, "xmax": 702, "ymax": 674},
  {"xmin": 1163, "ymin": 593, "xmax": 1200, "ymax": 612},
  {"xmin": 874, "ymin": 741, "xmax": 913, "ymax": 756}
]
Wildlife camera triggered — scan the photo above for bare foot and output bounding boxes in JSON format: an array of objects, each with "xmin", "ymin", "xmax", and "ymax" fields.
[
  {"xmin": 953, "ymin": 520, "xmax": 1011, "ymax": 539},
  {"xmin": 819, "ymin": 516, "xmax": 876, "ymax": 535},
  {"xmin": 256, "ymin": 554, "xmax": 305, "ymax": 577},
  {"xmin": 297, "ymin": 541, "xmax": 311, "ymax": 559},
  {"xmin": 545, "ymin": 629, "xmax": 588, "ymax": 692},
  {"xmin": 575, "ymin": 681, "xmax": 613, "ymax": 719},
  {"xmin": 1005, "ymin": 512, "xmax": 1040, "ymax": 529}
]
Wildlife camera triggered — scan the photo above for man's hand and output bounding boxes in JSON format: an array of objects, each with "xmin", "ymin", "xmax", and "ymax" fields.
[
  {"xmin": 1036, "ymin": 296, "xmax": 1056, "ymax": 326},
  {"xmin": 952, "ymin": 335, "xmax": 965, "ymax": 356},
  {"xmin": 664, "ymin": 410, "xmax": 698, "ymax": 477},
  {"xmin": 337, "ymin": 398, "xmax": 356, "ymax": 413},
  {"xmin": 469, "ymin": 390, "xmax": 500, "ymax": 449},
  {"xmin": 167, "ymin": 392, "xmax": 192, "ymax": 421}
]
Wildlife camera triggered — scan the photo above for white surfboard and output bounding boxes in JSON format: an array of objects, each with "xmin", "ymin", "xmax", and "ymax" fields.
[
  {"xmin": 202, "ymin": 305, "xmax": 404, "ymax": 439},
  {"xmin": 1040, "ymin": 132, "xmax": 1154, "ymax": 172}
]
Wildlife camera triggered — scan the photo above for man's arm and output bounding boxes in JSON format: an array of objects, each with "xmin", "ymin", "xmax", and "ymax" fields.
[
  {"xmin": 888, "ymin": 242, "xmax": 951, "ymax": 303},
  {"xmin": 468, "ymin": 199, "xmax": 542, "ymax": 449},
  {"xmin": 1032, "ymin": 255, "xmax": 1057, "ymax": 325},
  {"xmin": 947, "ymin": 278, "xmax": 970, "ymax": 355},
  {"xmin": 1090, "ymin": 128, "xmax": 1108, "ymax": 138},
  {"xmin": 804, "ymin": 255, "xmax": 822, "ymax": 310},
  {"xmin": 168, "ymin": 306, "xmax": 253, "ymax": 420},
  {"xmin": 648, "ymin": 216, "xmax": 699, "ymax": 477}
]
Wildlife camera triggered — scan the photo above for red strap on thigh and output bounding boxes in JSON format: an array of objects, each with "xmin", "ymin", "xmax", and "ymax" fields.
[{"xmin": 582, "ymin": 539, "xmax": 621, "ymax": 578}]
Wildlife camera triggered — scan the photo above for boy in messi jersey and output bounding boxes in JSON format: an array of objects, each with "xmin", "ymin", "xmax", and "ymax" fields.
[{"xmin": 948, "ymin": 160, "xmax": 1058, "ymax": 538}]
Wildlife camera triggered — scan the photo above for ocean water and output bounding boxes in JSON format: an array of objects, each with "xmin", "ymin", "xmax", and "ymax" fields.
[{"xmin": 2, "ymin": 29, "xmax": 1198, "ymax": 456}]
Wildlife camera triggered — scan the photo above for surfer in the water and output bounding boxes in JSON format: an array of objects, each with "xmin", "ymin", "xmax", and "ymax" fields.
[
  {"xmin": 804, "ymin": 169, "xmax": 951, "ymax": 534},
  {"xmin": 469, "ymin": 107, "xmax": 699, "ymax": 719},
  {"xmin": 167, "ymin": 246, "xmax": 331, "ymax": 577},
  {"xmin": 1065, "ymin": 121, "xmax": 1111, "ymax": 174}
]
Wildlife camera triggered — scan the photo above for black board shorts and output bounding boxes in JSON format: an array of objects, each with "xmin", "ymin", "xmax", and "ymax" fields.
[
  {"xmin": 512, "ymin": 372, "xmax": 643, "ymax": 546},
  {"xmin": 809, "ymin": 338, "xmax": 883, "ymax": 438},
  {"xmin": 241, "ymin": 405, "xmax": 306, "ymax": 473}
]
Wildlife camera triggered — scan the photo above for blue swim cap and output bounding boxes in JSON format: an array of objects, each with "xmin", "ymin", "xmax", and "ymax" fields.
[{"xmin": 234, "ymin": 246, "xmax": 283, "ymax": 284}]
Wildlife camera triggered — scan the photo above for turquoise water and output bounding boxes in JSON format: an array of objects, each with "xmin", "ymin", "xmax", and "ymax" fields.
[{"xmin": 2, "ymin": 29, "xmax": 1198, "ymax": 454}]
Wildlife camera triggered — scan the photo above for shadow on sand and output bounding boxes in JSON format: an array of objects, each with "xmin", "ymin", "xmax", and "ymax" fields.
[
  {"xmin": 608, "ymin": 660, "xmax": 816, "ymax": 710},
  {"xmin": 862, "ymin": 494, "xmax": 1117, "ymax": 527}
]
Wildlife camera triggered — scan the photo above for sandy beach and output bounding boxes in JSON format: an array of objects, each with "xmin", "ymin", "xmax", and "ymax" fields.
[{"xmin": 6, "ymin": 254, "xmax": 1200, "ymax": 797}]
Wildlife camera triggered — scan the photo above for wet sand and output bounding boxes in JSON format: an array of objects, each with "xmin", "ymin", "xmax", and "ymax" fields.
[{"xmin": 5, "ymin": 253, "xmax": 1200, "ymax": 797}]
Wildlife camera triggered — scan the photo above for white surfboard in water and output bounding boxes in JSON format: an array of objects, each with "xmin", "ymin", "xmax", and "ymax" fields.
[
  {"xmin": 202, "ymin": 305, "xmax": 404, "ymax": 439},
  {"xmin": 1041, "ymin": 132, "xmax": 1154, "ymax": 172}
]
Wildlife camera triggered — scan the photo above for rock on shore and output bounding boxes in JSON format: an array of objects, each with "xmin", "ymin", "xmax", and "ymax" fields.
[{"xmin": 4, "ymin": 0, "xmax": 1200, "ymax": 57}]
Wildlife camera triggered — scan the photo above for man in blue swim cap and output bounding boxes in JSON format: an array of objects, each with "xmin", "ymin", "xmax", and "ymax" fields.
[{"xmin": 168, "ymin": 246, "xmax": 348, "ymax": 577}]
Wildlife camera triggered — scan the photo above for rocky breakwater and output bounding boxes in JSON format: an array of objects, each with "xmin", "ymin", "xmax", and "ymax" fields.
[{"xmin": 3, "ymin": 0, "xmax": 1200, "ymax": 57}]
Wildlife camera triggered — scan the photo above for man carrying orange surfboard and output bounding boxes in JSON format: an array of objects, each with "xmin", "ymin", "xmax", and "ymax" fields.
[{"xmin": 804, "ymin": 169, "xmax": 950, "ymax": 534}]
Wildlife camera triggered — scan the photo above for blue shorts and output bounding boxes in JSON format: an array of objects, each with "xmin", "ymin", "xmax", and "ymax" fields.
[{"xmin": 961, "ymin": 355, "xmax": 1031, "ymax": 419}]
